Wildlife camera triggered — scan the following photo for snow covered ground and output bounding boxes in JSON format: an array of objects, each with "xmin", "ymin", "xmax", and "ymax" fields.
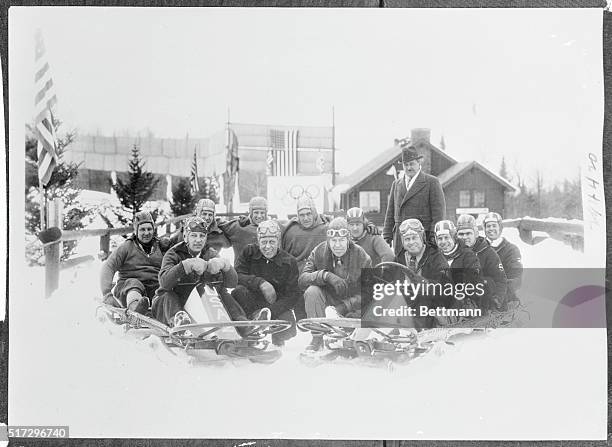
[{"xmin": 8, "ymin": 227, "xmax": 607, "ymax": 440}]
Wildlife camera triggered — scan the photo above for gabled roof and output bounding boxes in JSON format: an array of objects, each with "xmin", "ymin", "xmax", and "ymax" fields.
[
  {"xmin": 342, "ymin": 141, "xmax": 457, "ymax": 192},
  {"xmin": 437, "ymin": 160, "xmax": 516, "ymax": 192},
  {"xmin": 342, "ymin": 145, "xmax": 402, "ymax": 191}
]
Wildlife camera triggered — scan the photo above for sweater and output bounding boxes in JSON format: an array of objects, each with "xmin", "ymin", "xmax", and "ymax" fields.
[
  {"xmin": 99, "ymin": 235, "xmax": 164, "ymax": 295},
  {"xmin": 281, "ymin": 215, "xmax": 329, "ymax": 271}
]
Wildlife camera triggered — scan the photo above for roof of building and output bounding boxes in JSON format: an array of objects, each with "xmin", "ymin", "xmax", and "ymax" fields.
[
  {"xmin": 437, "ymin": 160, "xmax": 516, "ymax": 192},
  {"xmin": 341, "ymin": 141, "xmax": 457, "ymax": 192},
  {"xmin": 340, "ymin": 141, "xmax": 516, "ymax": 194}
]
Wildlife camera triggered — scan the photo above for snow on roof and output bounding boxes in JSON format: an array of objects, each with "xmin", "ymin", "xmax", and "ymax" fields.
[
  {"xmin": 340, "ymin": 141, "xmax": 457, "ymax": 193},
  {"xmin": 437, "ymin": 160, "xmax": 516, "ymax": 192}
]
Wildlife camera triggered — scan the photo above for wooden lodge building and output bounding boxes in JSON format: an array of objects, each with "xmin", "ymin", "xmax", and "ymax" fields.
[{"xmin": 338, "ymin": 129, "xmax": 516, "ymax": 227}]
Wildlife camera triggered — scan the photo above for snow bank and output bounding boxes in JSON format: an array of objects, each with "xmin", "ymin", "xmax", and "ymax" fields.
[{"xmin": 8, "ymin": 219, "xmax": 607, "ymax": 440}]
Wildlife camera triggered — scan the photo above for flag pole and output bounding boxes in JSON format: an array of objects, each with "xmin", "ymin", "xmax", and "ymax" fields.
[
  {"xmin": 226, "ymin": 107, "xmax": 232, "ymax": 213},
  {"xmin": 331, "ymin": 105, "xmax": 336, "ymax": 187}
]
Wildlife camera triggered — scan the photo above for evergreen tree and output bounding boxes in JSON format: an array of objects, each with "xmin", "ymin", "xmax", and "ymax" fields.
[
  {"xmin": 112, "ymin": 145, "xmax": 160, "ymax": 220},
  {"xmin": 25, "ymin": 121, "xmax": 93, "ymax": 264},
  {"xmin": 171, "ymin": 178, "xmax": 194, "ymax": 217},
  {"xmin": 196, "ymin": 176, "xmax": 220, "ymax": 204}
]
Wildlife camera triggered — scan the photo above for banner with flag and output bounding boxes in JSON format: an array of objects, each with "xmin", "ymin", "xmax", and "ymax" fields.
[
  {"xmin": 190, "ymin": 147, "xmax": 200, "ymax": 194},
  {"xmin": 269, "ymin": 129, "xmax": 299, "ymax": 176},
  {"xmin": 34, "ymin": 29, "xmax": 59, "ymax": 188},
  {"xmin": 223, "ymin": 127, "xmax": 239, "ymax": 212}
]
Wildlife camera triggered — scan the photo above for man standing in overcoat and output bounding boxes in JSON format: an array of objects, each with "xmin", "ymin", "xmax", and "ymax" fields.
[{"xmin": 383, "ymin": 143, "xmax": 446, "ymax": 255}]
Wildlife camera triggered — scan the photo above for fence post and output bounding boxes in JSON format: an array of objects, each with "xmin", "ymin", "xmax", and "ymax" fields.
[
  {"xmin": 516, "ymin": 221, "xmax": 534, "ymax": 245},
  {"xmin": 45, "ymin": 198, "xmax": 63, "ymax": 298},
  {"xmin": 99, "ymin": 233, "xmax": 110, "ymax": 261}
]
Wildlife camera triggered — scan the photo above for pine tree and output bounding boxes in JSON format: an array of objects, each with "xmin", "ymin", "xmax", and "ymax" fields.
[
  {"xmin": 112, "ymin": 145, "xmax": 160, "ymax": 220},
  {"xmin": 25, "ymin": 121, "xmax": 94, "ymax": 264},
  {"xmin": 171, "ymin": 178, "xmax": 194, "ymax": 217}
]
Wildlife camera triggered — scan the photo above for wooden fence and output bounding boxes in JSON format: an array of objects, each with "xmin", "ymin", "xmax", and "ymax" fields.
[
  {"xmin": 37, "ymin": 199, "xmax": 277, "ymax": 297},
  {"xmin": 501, "ymin": 217, "xmax": 584, "ymax": 251}
]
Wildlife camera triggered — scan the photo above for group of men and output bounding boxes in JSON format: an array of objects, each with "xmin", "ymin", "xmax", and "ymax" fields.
[{"xmin": 100, "ymin": 142, "xmax": 523, "ymax": 352}]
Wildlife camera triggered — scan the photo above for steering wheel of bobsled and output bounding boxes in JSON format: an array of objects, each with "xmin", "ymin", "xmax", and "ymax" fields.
[
  {"xmin": 371, "ymin": 261, "xmax": 423, "ymax": 286},
  {"xmin": 166, "ymin": 279, "xmax": 294, "ymax": 342}
]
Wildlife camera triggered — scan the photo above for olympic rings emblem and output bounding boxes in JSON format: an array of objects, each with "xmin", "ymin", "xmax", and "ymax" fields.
[{"xmin": 288, "ymin": 184, "xmax": 320, "ymax": 200}]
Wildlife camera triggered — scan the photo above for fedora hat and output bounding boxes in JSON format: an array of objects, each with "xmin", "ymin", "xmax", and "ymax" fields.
[{"xmin": 401, "ymin": 145, "xmax": 423, "ymax": 164}]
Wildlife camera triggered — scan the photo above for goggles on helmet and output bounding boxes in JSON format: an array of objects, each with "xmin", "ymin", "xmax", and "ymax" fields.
[
  {"xmin": 185, "ymin": 217, "xmax": 208, "ymax": 234},
  {"xmin": 326, "ymin": 228, "xmax": 350, "ymax": 238},
  {"xmin": 399, "ymin": 220, "xmax": 424, "ymax": 237},
  {"xmin": 257, "ymin": 221, "xmax": 281, "ymax": 238}
]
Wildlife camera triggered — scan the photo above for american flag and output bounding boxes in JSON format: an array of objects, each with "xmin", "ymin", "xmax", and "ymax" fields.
[
  {"xmin": 190, "ymin": 147, "xmax": 200, "ymax": 194},
  {"xmin": 269, "ymin": 129, "xmax": 299, "ymax": 176},
  {"xmin": 34, "ymin": 30, "xmax": 59, "ymax": 187}
]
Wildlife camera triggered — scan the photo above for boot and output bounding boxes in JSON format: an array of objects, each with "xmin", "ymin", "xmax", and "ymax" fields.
[
  {"xmin": 324, "ymin": 306, "xmax": 341, "ymax": 319},
  {"xmin": 129, "ymin": 296, "xmax": 150, "ymax": 315},
  {"xmin": 305, "ymin": 334, "xmax": 324, "ymax": 353}
]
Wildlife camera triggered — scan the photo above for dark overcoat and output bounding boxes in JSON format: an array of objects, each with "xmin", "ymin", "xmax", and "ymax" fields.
[{"xmin": 383, "ymin": 172, "xmax": 446, "ymax": 255}]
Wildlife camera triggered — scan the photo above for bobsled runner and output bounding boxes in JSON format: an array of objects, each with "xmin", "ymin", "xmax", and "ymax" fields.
[
  {"xmin": 296, "ymin": 261, "xmax": 528, "ymax": 369},
  {"xmin": 97, "ymin": 282, "xmax": 292, "ymax": 365}
]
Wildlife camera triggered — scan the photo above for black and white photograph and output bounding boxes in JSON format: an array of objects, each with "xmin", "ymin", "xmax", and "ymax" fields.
[{"xmin": 5, "ymin": 5, "xmax": 608, "ymax": 442}]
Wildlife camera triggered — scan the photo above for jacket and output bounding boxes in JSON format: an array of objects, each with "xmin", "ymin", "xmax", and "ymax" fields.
[
  {"xmin": 382, "ymin": 171, "xmax": 446, "ymax": 255},
  {"xmin": 156, "ymin": 241, "xmax": 237, "ymax": 302},
  {"xmin": 354, "ymin": 232, "xmax": 396, "ymax": 267},
  {"xmin": 396, "ymin": 243, "xmax": 451, "ymax": 287},
  {"xmin": 217, "ymin": 219, "xmax": 259, "ymax": 260},
  {"xmin": 471, "ymin": 236, "xmax": 507, "ymax": 307},
  {"xmin": 235, "ymin": 244, "xmax": 300, "ymax": 317},
  {"xmin": 396, "ymin": 243, "xmax": 453, "ymax": 325},
  {"xmin": 491, "ymin": 237, "xmax": 523, "ymax": 302},
  {"xmin": 299, "ymin": 241, "xmax": 372, "ymax": 312},
  {"xmin": 99, "ymin": 235, "xmax": 164, "ymax": 295},
  {"xmin": 441, "ymin": 240, "xmax": 482, "ymax": 307}
]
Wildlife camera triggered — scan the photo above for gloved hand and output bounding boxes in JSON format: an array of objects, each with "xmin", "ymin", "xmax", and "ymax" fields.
[
  {"xmin": 324, "ymin": 272, "xmax": 348, "ymax": 297},
  {"xmin": 365, "ymin": 222, "xmax": 380, "ymax": 235},
  {"xmin": 490, "ymin": 295, "xmax": 503, "ymax": 311},
  {"xmin": 218, "ymin": 257, "xmax": 231, "ymax": 272},
  {"xmin": 259, "ymin": 280, "xmax": 277, "ymax": 304},
  {"xmin": 207, "ymin": 257, "xmax": 225, "ymax": 275},
  {"xmin": 238, "ymin": 215, "xmax": 251, "ymax": 227},
  {"xmin": 183, "ymin": 258, "xmax": 207, "ymax": 276},
  {"xmin": 158, "ymin": 236, "xmax": 171, "ymax": 252}
]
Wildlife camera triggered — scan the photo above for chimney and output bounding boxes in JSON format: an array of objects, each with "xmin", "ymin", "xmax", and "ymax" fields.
[{"xmin": 410, "ymin": 128, "xmax": 431, "ymax": 144}]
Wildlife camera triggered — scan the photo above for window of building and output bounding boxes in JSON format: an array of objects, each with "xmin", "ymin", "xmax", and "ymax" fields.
[
  {"xmin": 359, "ymin": 191, "xmax": 380, "ymax": 213},
  {"xmin": 473, "ymin": 190, "xmax": 485, "ymax": 207},
  {"xmin": 459, "ymin": 190, "xmax": 471, "ymax": 208}
]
